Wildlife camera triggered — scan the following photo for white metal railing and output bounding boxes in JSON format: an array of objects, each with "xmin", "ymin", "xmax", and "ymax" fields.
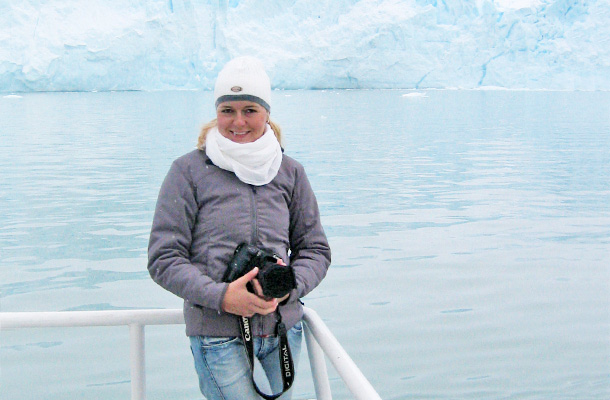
[{"xmin": 0, "ymin": 307, "xmax": 381, "ymax": 400}]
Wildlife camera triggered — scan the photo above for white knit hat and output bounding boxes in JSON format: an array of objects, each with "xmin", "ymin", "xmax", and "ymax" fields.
[{"xmin": 214, "ymin": 56, "xmax": 271, "ymax": 112}]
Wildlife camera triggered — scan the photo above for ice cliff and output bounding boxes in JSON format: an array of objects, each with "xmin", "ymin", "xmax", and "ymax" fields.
[{"xmin": 1, "ymin": 0, "xmax": 608, "ymax": 92}]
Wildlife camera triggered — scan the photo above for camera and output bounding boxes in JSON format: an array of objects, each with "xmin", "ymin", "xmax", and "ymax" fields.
[{"xmin": 223, "ymin": 243, "xmax": 296, "ymax": 299}]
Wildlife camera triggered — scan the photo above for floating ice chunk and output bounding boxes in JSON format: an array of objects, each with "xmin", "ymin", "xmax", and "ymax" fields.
[
  {"xmin": 3, "ymin": 95, "xmax": 22, "ymax": 99},
  {"xmin": 402, "ymin": 92, "xmax": 428, "ymax": 98},
  {"xmin": 477, "ymin": 86, "xmax": 511, "ymax": 91}
]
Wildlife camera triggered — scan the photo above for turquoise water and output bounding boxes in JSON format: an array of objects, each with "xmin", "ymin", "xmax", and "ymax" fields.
[{"xmin": 1, "ymin": 90, "xmax": 609, "ymax": 399}]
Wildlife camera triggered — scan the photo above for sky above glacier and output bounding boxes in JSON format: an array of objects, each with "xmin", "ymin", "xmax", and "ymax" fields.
[{"xmin": 1, "ymin": 0, "xmax": 608, "ymax": 92}]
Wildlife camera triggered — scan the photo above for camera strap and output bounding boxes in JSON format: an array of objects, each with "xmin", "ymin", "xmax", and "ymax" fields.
[{"xmin": 239, "ymin": 313, "xmax": 295, "ymax": 400}]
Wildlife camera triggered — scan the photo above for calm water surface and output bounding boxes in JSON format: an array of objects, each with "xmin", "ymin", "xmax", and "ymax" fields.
[{"xmin": 1, "ymin": 90, "xmax": 609, "ymax": 399}]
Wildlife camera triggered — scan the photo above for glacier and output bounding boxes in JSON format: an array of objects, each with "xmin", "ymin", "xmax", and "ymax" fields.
[{"xmin": 0, "ymin": 0, "xmax": 609, "ymax": 92}]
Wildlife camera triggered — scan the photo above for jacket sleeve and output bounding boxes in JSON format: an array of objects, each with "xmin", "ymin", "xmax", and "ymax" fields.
[
  {"xmin": 288, "ymin": 164, "xmax": 331, "ymax": 300},
  {"xmin": 147, "ymin": 160, "xmax": 228, "ymax": 311}
]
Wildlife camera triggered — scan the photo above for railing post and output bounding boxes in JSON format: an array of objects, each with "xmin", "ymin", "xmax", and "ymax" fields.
[
  {"xmin": 304, "ymin": 323, "xmax": 333, "ymax": 400},
  {"xmin": 129, "ymin": 324, "xmax": 146, "ymax": 400},
  {"xmin": 303, "ymin": 307, "xmax": 382, "ymax": 400}
]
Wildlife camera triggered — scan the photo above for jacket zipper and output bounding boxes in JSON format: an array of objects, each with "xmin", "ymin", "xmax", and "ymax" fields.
[{"xmin": 249, "ymin": 186, "xmax": 258, "ymax": 245}]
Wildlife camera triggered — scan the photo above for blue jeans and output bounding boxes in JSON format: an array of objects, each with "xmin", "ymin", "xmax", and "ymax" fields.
[{"xmin": 189, "ymin": 321, "xmax": 303, "ymax": 400}]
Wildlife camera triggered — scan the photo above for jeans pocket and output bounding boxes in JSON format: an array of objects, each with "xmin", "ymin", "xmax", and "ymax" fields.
[
  {"xmin": 190, "ymin": 336, "xmax": 252, "ymax": 395},
  {"xmin": 194, "ymin": 336, "xmax": 245, "ymax": 380},
  {"xmin": 200, "ymin": 336, "xmax": 239, "ymax": 348},
  {"xmin": 290, "ymin": 321, "xmax": 303, "ymax": 333}
]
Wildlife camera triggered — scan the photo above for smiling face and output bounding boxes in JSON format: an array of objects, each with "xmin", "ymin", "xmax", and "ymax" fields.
[{"xmin": 216, "ymin": 101, "xmax": 269, "ymax": 143}]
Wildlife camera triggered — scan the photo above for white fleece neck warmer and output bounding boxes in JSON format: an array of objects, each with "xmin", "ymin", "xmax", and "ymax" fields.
[{"xmin": 205, "ymin": 125, "xmax": 283, "ymax": 186}]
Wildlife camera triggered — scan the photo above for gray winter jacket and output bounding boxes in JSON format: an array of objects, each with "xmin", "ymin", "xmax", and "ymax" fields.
[{"xmin": 148, "ymin": 149, "xmax": 331, "ymax": 337}]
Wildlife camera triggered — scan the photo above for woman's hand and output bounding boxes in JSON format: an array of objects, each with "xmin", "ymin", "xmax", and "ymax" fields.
[{"xmin": 221, "ymin": 267, "xmax": 279, "ymax": 317}]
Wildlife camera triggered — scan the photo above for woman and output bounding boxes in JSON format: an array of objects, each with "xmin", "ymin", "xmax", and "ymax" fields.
[{"xmin": 148, "ymin": 56, "xmax": 331, "ymax": 400}]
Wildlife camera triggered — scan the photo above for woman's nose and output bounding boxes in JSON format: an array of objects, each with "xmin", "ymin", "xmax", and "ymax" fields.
[{"xmin": 234, "ymin": 113, "xmax": 246, "ymax": 126}]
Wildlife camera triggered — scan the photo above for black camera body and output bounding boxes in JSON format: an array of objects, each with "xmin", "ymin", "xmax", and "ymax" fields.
[{"xmin": 223, "ymin": 243, "xmax": 296, "ymax": 299}]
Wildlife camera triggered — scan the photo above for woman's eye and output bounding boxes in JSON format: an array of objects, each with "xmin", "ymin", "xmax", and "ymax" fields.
[{"xmin": 221, "ymin": 109, "xmax": 233, "ymax": 114}]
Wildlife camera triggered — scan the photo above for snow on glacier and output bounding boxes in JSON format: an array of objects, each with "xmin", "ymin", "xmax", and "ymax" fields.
[{"xmin": 0, "ymin": 0, "xmax": 608, "ymax": 92}]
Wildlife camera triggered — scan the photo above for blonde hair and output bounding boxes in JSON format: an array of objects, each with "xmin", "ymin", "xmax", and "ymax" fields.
[{"xmin": 196, "ymin": 119, "xmax": 283, "ymax": 149}]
